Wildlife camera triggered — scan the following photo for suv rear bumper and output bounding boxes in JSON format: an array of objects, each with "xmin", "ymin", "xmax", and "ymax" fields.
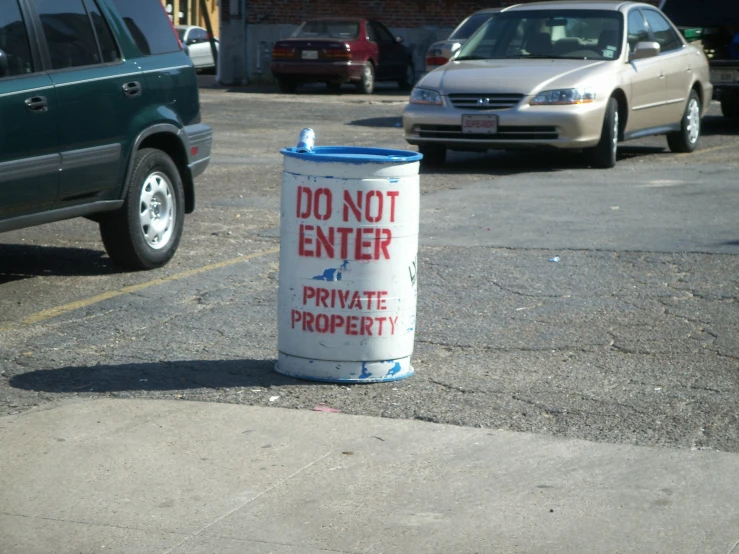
[{"xmin": 182, "ymin": 123, "xmax": 212, "ymax": 178}]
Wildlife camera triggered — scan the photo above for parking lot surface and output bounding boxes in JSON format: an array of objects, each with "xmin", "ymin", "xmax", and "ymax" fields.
[{"xmin": 1, "ymin": 83, "xmax": 738, "ymax": 452}]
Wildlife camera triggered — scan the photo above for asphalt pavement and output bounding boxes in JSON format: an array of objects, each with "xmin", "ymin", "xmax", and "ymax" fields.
[{"xmin": 1, "ymin": 82, "xmax": 739, "ymax": 552}]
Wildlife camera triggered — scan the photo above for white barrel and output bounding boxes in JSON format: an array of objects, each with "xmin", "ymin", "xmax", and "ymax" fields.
[{"xmin": 276, "ymin": 146, "xmax": 422, "ymax": 383}]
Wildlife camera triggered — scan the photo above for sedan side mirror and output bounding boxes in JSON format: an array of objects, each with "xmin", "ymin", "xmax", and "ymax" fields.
[
  {"xmin": 0, "ymin": 49, "xmax": 8, "ymax": 78},
  {"xmin": 630, "ymin": 41, "xmax": 660, "ymax": 61},
  {"xmin": 395, "ymin": 36, "xmax": 404, "ymax": 44}
]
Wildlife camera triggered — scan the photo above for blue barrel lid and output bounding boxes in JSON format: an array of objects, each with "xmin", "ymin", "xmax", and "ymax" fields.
[{"xmin": 280, "ymin": 146, "xmax": 423, "ymax": 164}]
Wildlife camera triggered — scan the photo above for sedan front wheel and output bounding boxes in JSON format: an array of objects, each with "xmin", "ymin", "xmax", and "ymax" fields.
[{"xmin": 588, "ymin": 97, "xmax": 619, "ymax": 169}]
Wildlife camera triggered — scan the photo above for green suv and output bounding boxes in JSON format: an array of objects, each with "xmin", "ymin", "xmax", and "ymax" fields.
[{"xmin": 0, "ymin": 0, "xmax": 212, "ymax": 270}]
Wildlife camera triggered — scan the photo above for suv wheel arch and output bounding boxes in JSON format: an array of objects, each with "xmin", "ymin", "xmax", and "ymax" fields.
[{"xmin": 125, "ymin": 125, "xmax": 194, "ymax": 214}]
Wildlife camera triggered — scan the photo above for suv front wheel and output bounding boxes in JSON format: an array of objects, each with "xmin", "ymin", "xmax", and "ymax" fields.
[{"xmin": 100, "ymin": 148, "xmax": 185, "ymax": 270}]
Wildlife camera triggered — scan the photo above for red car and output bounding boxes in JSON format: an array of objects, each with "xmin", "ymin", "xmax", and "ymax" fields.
[{"xmin": 270, "ymin": 18, "xmax": 415, "ymax": 94}]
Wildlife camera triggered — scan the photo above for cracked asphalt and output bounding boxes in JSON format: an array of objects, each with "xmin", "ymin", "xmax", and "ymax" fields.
[{"xmin": 1, "ymin": 80, "xmax": 738, "ymax": 452}]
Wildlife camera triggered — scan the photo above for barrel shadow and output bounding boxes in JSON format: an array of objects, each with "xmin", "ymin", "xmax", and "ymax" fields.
[{"xmin": 9, "ymin": 359, "xmax": 314, "ymax": 393}]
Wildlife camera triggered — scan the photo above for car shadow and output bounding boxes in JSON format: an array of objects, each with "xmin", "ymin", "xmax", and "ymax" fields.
[
  {"xmin": 9, "ymin": 359, "xmax": 312, "ymax": 392},
  {"xmin": 205, "ymin": 79, "xmax": 409, "ymax": 98},
  {"xmin": 701, "ymin": 115, "xmax": 739, "ymax": 136},
  {"xmin": 0, "ymin": 245, "xmax": 115, "ymax": 284},
  {"xmin": 419, "ymin": 145, "xmax": 668, "ymax": 175},
  {"xmin": 348, "ymin": 116, "xmax": 403, "ymax": 128}
]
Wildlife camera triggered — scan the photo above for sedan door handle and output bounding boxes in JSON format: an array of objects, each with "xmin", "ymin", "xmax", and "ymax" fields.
[
  {"xmin": 122, "ymin": 81, "xmax": 142, "ymax": 97},
  {"xmin": 25, "ymin": 95, "xmax": 48, "ymax": 113}
]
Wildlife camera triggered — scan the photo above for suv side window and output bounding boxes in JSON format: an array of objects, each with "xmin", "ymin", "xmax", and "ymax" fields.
[
  {"xmin": 627, "ymin": 9, "xmax": 650, "ymax": 52},
  {"xmin": 642, "ymin": 10, "xmax": 682, "ymax": 53},
  {"xmin": 87, "ymin": 0, "xmax": 121, "ymax": 63},
  {"xmin": 0, "ymin": 0, "xmax": 34, "ymax": 76},
  {"xmin": 111, "ymin": 0, "xmax": 180, "ymax": 55},
  {"xmin": 36, "ymin": 0, "xmax": 100, "ymax": 69}
]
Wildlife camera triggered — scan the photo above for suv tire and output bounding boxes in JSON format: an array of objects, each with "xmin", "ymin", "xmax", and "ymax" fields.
[
  {"xmin": 667, "ymin": 90, "xmax": 701, "ymax": 153},
  {"xmin": 100, "ymin": 148, "xmax": 185, "ymax": 270}
]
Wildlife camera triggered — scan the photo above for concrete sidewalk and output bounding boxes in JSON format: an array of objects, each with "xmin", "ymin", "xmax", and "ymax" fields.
[{"xmin": 1, "ymin": 399, "xmax": 738, "ymax": 554}]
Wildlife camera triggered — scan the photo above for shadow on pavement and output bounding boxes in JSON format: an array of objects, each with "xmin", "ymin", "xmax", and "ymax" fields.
[
  {"xmin": 0, "ymin": 245, "xmax": 115, "ymax": 284},
  {"xmin": 199, "ymin": 75, "xmax": 409, "ymax": 98},
  {"xmin": 9, "ymin": 359, "xmax": 310, "ymax": 392},
  {"xmin": 348, "ymin": 116, "xmax": 403, "ymax": 128},
  {"xmin": 418, "ymin": 145, "xmax": 668, "ymax": 176},
  {"xmin": 701, "ymin": 115, "xmax": 739, "ymax": 136}
]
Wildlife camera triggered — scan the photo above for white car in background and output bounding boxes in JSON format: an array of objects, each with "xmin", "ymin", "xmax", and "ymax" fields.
[
  {"xmin": 425, "ymin": 8, "xmax": 502, "ymax": 73},
  {"xmin": 177, "ymin": 25, "xmax": 218, "ymax": 71}
]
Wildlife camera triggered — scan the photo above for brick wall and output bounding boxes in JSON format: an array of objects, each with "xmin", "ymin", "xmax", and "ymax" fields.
[
  {"xmin": 247, "ymin": 0, "xmax": 538, "ymax": 28},
  {"xmin": 247, "ymin": 0, "xmax": 662, "ymax": 28}
]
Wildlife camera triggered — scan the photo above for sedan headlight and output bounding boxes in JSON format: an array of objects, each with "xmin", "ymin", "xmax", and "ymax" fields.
[
  {"xmin": 410, "ymin": 88, "xmax": 443, "ymax": 105},
  {"xmin": 530, "ymin": 88, "xmax": 596, "ymax": 105}
]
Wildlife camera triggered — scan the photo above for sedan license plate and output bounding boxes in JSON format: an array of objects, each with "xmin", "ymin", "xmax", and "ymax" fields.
[
  {"xmin": 462, "ymin": 114, "xmax": 498, "ymax": 134},
  {"xmin": 301, "ymin": 50, "xmax": 318, "ymax": 60}
]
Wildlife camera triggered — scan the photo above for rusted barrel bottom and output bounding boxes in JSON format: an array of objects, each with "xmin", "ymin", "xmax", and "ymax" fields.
[{"xmin": 275, "ymin": 353, "xmax": 413, "ymax": 383}]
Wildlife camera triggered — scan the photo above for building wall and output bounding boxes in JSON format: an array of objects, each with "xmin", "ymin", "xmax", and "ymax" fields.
[
  {"xmin": 162, "ymin": 0, "xmax": 219, "ymax": 36},
  {"xmin": 219, "ymin": 0, "xmax": 661, "ymax": 85},
  {"xmin": 246, "ymin": 0, "xmax": 526, "ymax": 28}
]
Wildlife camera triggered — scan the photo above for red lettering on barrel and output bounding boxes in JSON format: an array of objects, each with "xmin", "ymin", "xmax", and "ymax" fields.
[
  {"xmin": 303, "ymin": 311, "xmax": 315, "ymax": 331},
  {"xmin": 315, "ymin": 313, "xmax": 330, "ymax": 333},
  {"xmin": 314, "ymin": 188, "xmax": 332, "ymax": 221},
  {"xmin": 355, "ymin": 228, "xmax": 373, "ymax": 260},
  {"xmin": 302, "ymin": 286, "xmax": 316, "ymax": 305},
  {"xmin": 299, "ymin": 224, "xmax": 314, "ymax": 256},
  {"xmin": 343, "ymin": 190, "xmax": 363, "ymax": 222},
  {"xmin": 387, "ymin": 191, "xmax": 399, "ymax": 222},
  {"xmin": 297, "ymin": 186, "xmax": 312, "ymax": 218},
  {"xmin": 365, "ymin": 190, "xmax": 383, "ymax": 223},
  {"xmin": 360, "ymin": 316, "xmax": 373, "ymax": 336},
  {"xmin": 330, "ymin": 314, "xmax": 345, "ymax": 333},
  {"xmin": 317, "ymin": 287, "xmax": 329, "ymax": 308},
  {"xmin": 291, "ymin": 309, "xmax": 302, "ymax": 328},
  {"xmin": 315, "ymin": 225, "xmax": 334, "ymax": 258},
  {"xmin": 337, "ymin": 227, "xmax": 352, "ymax": 259},
  {"xmin": 346, "ymin": 315, "xmax": 359, "ymax": 335},
  {"xmin": 375, "ymin": 228, "xmax": 392, "ymax": 260}
]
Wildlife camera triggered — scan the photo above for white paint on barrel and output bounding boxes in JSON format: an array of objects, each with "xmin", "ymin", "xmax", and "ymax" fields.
[{"xmin": 276, "ymin": 146, "xmax": 422, "ymax": 383}]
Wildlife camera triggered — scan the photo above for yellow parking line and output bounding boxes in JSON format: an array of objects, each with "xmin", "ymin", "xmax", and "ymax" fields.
[{"xmin": 0, "ymin": 247, "xmax": 280, "ymax": 333}]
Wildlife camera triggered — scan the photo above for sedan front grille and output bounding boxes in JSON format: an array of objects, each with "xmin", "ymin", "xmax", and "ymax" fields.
[
  {"xmin": 417, "ymin": 124, "xmax": 558, "ymax": 141},
  {"xmin": 449, "ymin": 93, "xmax": 524, "ymax": 110}
]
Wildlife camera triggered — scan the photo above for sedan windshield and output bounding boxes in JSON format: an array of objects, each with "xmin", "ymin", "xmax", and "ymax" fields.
[
  {"xmin": 448, "ymin": 12, "xmax": 496, "ymax": 41},
  {"xmin": 292, "ymin": 20, "xmax": 360, "ymax": 39},
  {"xmin": 456, "ymin": 10, "xmax": 624, "ymax": 61}
]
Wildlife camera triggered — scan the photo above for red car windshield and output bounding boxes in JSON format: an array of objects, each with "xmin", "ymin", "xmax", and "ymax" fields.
[{"xmin": 292, "ymin": 21, "xmax": 360, "ymax": 40}]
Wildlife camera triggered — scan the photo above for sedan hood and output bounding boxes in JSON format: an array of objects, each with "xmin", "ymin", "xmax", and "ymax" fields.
[{"xmin": 422, "ymin": 59, "xmax": 607, "ymax": 95}]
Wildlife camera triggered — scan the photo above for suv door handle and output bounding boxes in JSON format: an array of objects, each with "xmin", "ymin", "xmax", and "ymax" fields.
[
  {"xmin": 25, "ymin": 95, "xmax": 48, "ymax": 113},
  {"xmin": 122, "ymin": 81, "xmax": 142, "ymax": 97}
]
